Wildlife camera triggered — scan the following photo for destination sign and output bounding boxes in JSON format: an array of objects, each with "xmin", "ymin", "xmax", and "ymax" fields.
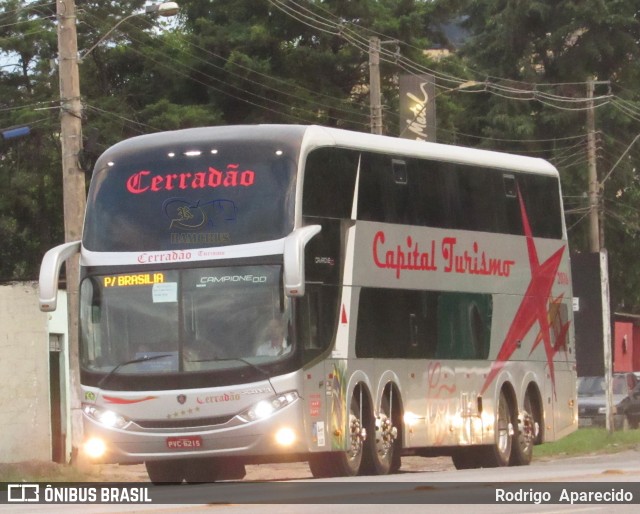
[{"xmin": 103, "ymin": 273, "xmax": 165, "ymax": 287}]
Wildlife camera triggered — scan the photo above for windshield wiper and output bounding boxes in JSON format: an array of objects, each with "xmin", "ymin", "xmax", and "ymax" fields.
[
  {"xmin": 97, "ymin": 354, "xmax": 173, "ymax": 390},
  {"xmin": 190, "ymin": 356, "xmax": 277, "ymax": 396}
]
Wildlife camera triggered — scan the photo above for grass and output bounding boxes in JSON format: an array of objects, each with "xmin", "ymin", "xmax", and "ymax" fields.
[
  {"xmin": 2, "ymin": 429, "xmax": 639, "ymax": 483},
  {"xmin": 533, "ymin": 427, "xmax": 640, "ymax": 458}
]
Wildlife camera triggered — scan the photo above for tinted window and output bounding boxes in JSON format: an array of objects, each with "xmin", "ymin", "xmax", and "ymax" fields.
[
  {"xmin": 518, "ymin": 173, "xmax": 563, "ymax": 239},
  {"xmin": 355, "ymin": 151, "xmax": 563, "ymax": 239},
  {"xmin": 355, "ymin": 287, "xmax": 492, "ymax": 360},
  {"xmin": 84, "ymin": 141, "xmax": 297, "ymax": 251},
  {"xmin": 295, "ymin": 284, "xmax": 340, "ymax": 363},
  {"xmin": 436, "ymin": 292, "xmax": 492, "ymax": 359},
  {"xmin": 303, "ymin": 218, "xmax": 344, "ymax": 285},
  {"xmin": 303, "ymin": 147, "xmax": 358, "ymax": 219}
]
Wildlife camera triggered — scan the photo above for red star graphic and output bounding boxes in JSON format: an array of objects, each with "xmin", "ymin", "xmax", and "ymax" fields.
[
  {"xmin": 529, "ymin": 294, "xmax": 571, "ymax": 360},
  {"xmin": 481, "ymin": 190, "xmax": 566, "ymax": 397}
]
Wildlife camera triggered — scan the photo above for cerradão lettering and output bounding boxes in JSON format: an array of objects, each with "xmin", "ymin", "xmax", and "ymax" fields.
[{"xmin": 126, "ymin": 165, "xmax": 255, "ymax": 194}]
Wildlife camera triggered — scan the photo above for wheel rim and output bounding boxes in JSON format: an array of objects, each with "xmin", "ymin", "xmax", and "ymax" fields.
[
  {"xmin": 519, "ymin": 396, "xmax": 535, "ymax": 454},
  {"xmin": 519, "ymin": 412, "xmax": 534, "ymax": 450},
  {"xmin": 347, "ymin": 406, "xmax": 364, "ymax": 464},
  {"xmin": 496, "ymin": 394, "xmax": 512, "ymax": 458},
  {"xmin": 375, "ymin": 413, "xmax": 396, "ymax": 464}
]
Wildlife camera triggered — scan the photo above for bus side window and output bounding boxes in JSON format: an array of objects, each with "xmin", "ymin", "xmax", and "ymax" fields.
[
  {"xmin": 358, "ymin": 153, "xmax": 416, "ymax": 224},
  {"xmin": 356, "ymin": 288, "xmax": 436, "ymax": 359},
  {"xmin": 357, "ymin": 153, "xmax": 385, "ymax": 222},
  {"xmin": 297, "ymin": 286, "xmax": 339, "ymax": 362},
  {"xmin": 436, "ymin": 293, "xmax": 492, "ymax": 360},
  {"xmin": 518, "ymin": 174, "xmax": 563, "ymax": 239},
  {"xmin": 503, "ymin": 173, "xmax": 523, "ymax": 235},
  {"xmin": 303, "ymin": 147, "xmax": 358, "ymax": 219}
]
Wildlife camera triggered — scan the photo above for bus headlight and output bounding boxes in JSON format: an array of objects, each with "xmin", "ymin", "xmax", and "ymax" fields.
[
  {"xmin": 238, "ymin": 391, "xmax": 299, "ymax": 422},
  {"xmin": 83, "ymin": 404, "xmax": 130, "ymax": 429}
]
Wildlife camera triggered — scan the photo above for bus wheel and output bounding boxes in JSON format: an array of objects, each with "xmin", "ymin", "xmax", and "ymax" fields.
[
  {"xmin": 145, "ymin": 460, "xmax": 184, "ymax": 485},
  {"xmin": 451, "ymin": 447, "xmax": 481, "ymax": 470},
  {"xmin": 183, "ymin": 458, "xmax": 246, "ymax": 483},
  {"xmin": 183, "ymin": 458, "xmax": 216, "ymax": 484},
  {"xmin": 308, "ymin": 392, "xmax": 367, "ymax": 477},
  {"xmin": 482, "ymin": 390, "xmax": 513, "ymax": 467},
  {"xmin": 510, "ymin": 395, "xmax": 536, "ymax": 466},
  {"xmin": 332, "ymin": 391, "xmax": 367, "ymax": 475},
  {"xmin": 369, "ymin": 395, "xmax": 398, "ymax": 475}
]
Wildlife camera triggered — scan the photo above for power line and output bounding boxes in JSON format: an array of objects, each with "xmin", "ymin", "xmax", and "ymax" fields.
[
  {"xmin": 81, "ymin": 14, "xmax": 372, "ymax": 128},
  {"xmin": 268, "ymin": 0, "xmax": 614, "ymax": 107}
]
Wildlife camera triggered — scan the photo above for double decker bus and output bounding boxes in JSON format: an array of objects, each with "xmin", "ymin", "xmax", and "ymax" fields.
[{"xmin": 39, "ymin": 125, "xmax": 576, "ymax": 482}]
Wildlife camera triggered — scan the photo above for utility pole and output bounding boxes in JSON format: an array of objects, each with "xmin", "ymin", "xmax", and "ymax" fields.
[
  {"xmin": 587, "ymin": 79, "xmax": 615, "ymax": 432},
  {"xmin": 586, "ymin": 79, "xmax": 600, "ymax": 252},
  {"xmin": 369, "ymin": 36, "xmax": 382, "ymax": 135},
  {"xmin": 600, "ymin": 250, "xmax": 613, "ymax": 433},
  {"xmin": 57, "ymin": 0, "xmax": 86, "ymax": 464}
]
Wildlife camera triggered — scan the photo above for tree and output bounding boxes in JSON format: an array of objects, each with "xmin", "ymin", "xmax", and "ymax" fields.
[
  {"xmin": 0, "ymin": 0, "xmax": 63, "ymax": 280},
  {"xmin": 4, "ymin": 0, "xmax": 640, "ymax": 314},
  {"xmin": 440, "ymin": 0, "xmax": 640, "ymax": 311}
]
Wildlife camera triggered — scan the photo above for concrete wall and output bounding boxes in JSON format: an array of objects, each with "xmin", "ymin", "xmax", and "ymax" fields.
[{"xmin": 0, "ymin": 282, "xmax": 51, "ymax": 462}]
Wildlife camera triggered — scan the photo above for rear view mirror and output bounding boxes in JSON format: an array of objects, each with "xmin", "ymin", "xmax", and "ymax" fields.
[
  {"xmin": 39, "ymin": 241, "xmax": 81, "ymax": 311},
  {"xmin": 283, "ymin": 225, "xmax": 321, "ymax": 297}
]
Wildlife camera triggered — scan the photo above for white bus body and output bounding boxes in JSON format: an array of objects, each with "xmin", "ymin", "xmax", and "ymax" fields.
[{"xmin": 40, "ymin": 125, "xmax": 576, "ymax": 482}]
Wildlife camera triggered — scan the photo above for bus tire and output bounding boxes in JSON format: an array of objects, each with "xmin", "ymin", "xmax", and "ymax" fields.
[
  {"xmin": 482, "ymin": 390, "xmax": 513, "ymax": 467},
  {"xmin": 145, "ymin": 460, "xmax": 184, "ymax": 485},
  {"xmin": 510, "ymin": 394, "xmax": 535, "ymax": 466},
  {"xmin": 182, "ymin": 457, "xmax": 246, "ymax": 483},
  {"xmin": 451, "ymin": 447, "xmax": 482, "ymax": 470},
  {"xmin": 183, "ymin": 458, "xmax": 216, "ymax": 484},
  {"xmin": 308, "ymin": 452, "xmax": 337, "ymax": 478},
  {"xmin": 368, "ymin": 395, "xmax": 398, "ymax": 475},
  {"xmin": 308, "ymin": 391, "xmax": 367, "ymax": 477}
]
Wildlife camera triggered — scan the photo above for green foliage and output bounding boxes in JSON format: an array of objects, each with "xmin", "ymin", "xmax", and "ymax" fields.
[
  {"xmin": 444, "ymin": 0, "xmax": 640, "ymax": 312},
  {"xmin": 3, "ymin": 0, "xmax": 640, "ymax": 314}
]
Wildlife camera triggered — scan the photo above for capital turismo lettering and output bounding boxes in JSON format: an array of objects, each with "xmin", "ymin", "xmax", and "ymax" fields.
[
  {"xmin": 371, "ymin": 230, "xmax": 516, "ymax": 279},
  {"xmin": 126, "ymin": 164, "xmax": 255, "ymax": 194},
  {"xmin": 372, "ymin": 231, "xmax": 437, "ymax": 279},
  {"xmin": 441, "ymin": 237, "xmax": 515, "ymax": 277}
]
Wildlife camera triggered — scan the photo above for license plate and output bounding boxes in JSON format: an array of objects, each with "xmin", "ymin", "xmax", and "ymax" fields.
[{"xmin": 166, "ymin": 436, "xmax": 202, "ymax": 450}]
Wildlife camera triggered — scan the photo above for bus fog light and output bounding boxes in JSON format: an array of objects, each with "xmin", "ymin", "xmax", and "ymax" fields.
[
  {"xmin": 84, "ymin": 437, "xmax": 107, "ymax": 459},
  {"xmin": 275, "ymin": 427, "xmax": 296, "ymax": 447}
]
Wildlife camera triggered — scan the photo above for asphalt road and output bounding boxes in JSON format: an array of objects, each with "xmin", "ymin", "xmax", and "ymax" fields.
[{"xmin": 3, "ymin": 450, "xmax": 640, "ymax": 513}]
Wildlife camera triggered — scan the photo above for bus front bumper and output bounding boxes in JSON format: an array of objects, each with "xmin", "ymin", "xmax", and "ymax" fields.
[{"xmin": 82, "ymin": 401, "xmax": 308, "ymax": 464}]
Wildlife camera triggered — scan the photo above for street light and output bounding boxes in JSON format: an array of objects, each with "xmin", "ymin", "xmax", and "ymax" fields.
[
  {"xmin": 78, "ymin": 2, "xmax": 179, "ymax": 62},
  {"xmin": 56, "ymin": 0, "xmax": 179, "ymax": 464}
]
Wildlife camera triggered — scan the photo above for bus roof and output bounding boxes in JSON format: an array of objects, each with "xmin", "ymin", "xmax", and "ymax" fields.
[
  {"xmin": 95, "ymin": 124, "xmax": 558, "ymax": 177},
  {"xmin": 301, "ymin": 125, "xmax": 559, "ymax": 177}
]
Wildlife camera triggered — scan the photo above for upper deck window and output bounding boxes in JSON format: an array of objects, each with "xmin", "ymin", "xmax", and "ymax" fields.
[{"xmin": 84, "ymin": 140, "xmax": 297, "ymax": 251}]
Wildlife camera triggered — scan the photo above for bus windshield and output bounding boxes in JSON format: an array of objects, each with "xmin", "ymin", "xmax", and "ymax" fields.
[
  {"xmin": 83, "ymin": 140, "xmax": 297, "ymax": 252},
  {"xmin": 79, "ymin": 264, "xmax": 292, "ymax": 379}
]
